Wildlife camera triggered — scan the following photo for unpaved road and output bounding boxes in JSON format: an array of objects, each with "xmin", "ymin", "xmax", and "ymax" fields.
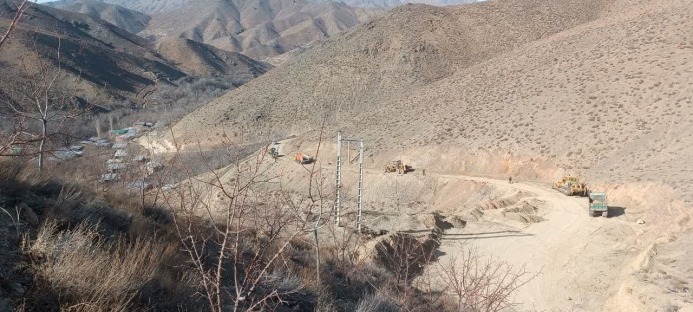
[
  {"xmin": 428, "ymin": 173, "xmax": 641, "ymax": 312},
  {"xmin": 200, "ymin": 141, "xmax": 653, "ymax": 311},
  {"xmin": 334, "ymin": 164, "xmax": 643, "ymax": 311}
]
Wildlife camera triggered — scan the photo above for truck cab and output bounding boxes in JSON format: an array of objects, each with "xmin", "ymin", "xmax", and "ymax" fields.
[{"xmin": 588, "ymin": 192, "xmax": 608, "ymax": 217}]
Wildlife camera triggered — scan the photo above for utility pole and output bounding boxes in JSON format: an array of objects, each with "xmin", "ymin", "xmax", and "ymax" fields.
[
  {"xmin": 334, "ymin": 131, "xmax": 365, "ymax": 232},
  {"xmin": 335, "ymin": 131, "xmax": 342, "ymax": 226},
  {"xmin": 356, "ymin": 139, "xmax": 364, "ymax": 233}
]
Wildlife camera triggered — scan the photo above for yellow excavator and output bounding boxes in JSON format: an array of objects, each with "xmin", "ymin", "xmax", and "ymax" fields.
[
  {"xmin": 384, "ymin": 160, "xmax": 412, "ymax": 174},
  {"xmin": 553, "ymin": 175, "xmax": 588, "ymax": 196},
  {"xmin": 293, "ymin": 153, "xmax": 315, "ymax": 164}
]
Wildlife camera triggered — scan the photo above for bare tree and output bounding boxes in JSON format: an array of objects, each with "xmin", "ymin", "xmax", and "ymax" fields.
[
  {"xmin": 0, "ymin": 38, "xmax": 83, "ymax": 171},
  {"xmin": 435, "ymin": 247, "xmax": 536, "ymax": 312},
  {"xmin": 0, "ymin": 0, "xmax": 31, "ymax": 49},
  {"xmin": 156, "ymin": 132, "xmax": 321, "ymax": 312}
]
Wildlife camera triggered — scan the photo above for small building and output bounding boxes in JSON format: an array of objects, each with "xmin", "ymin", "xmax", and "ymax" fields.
[
  {"xmin": 107, "ymin": 162, "xmax": 127, "ymax": 172},
  {"xmin": 114, "ymin": 149, "xmax": 129, "ymax": 158},
  {"xmin": 145, "ymin": 161, "xmax": 163, "ymax": 175},
  {"xmin": 100, "ymin": 173, "xmax": 118, "ymax": 182}
]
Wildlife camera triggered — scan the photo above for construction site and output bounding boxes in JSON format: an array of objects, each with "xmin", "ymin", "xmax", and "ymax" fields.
[
  {"xmin": 142, "ymin": 126, "xmax": 687, "ymax": 312},
  {"xmin": 1, "ymin": 0, "xmax": 691, "ymax": 311}
]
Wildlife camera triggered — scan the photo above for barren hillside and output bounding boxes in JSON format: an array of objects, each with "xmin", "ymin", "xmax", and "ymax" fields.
[
  {"xmin": 47, "ymin": 0, "xmax": 151, "ymax": 33},
  {"xmin": 0, "ymin": 0, "xmax": 185, "ymax": 105},
  {"xmin": 138, "ymin": 0, "xmax": 381, "ymax": 61},
  {"xmin": 157, "ymin": 2, "xmax": 693, "ymax": 309},
  {"xmin": 170, "ymin": 0, "xmax": 611, "ymax": 146},
  {"xmin": 156, "ymin": 38, "xmax": 272, "ymax": 77},
  {"xmin": 314, "ymin": 0, "xmax": 478, "ymax": 7},
  {"xmin": 169, "ymin": 0, "xmax": 693, "ymax": 202},
  {"xmin": 159, "ymin": 0, "xmax": 693, "ymax": 311},
  {"xmin": 79, "ymin": 0, "xmax": 195, "ymax": 15},
  {"xmin": 1, "ymin": 0, "xmax": 272, "ymax": 109}
]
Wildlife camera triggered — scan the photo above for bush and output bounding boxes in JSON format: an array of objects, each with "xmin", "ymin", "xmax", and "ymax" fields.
[
  {"xmin": 29, "ymin": 222, "xmax": 166, "ymax": 311},
  {"xmin": 355, "ymin": 293, "xmax": 399, "ymax": 312}
]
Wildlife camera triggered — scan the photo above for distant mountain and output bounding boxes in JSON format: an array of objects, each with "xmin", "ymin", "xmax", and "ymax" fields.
[
  {"xmin": 0, "ymin": 0, "xmax": 268, "ymax": 107},
  {"xmin": 43, "ymin": 0, "xmax": 381, "ymax": 62},
  {"xmin": 312, "ymin": 0, "xmax": 480, "ymax": 7},
  {"xmin": 68, "ymin": 0, "xmax": 196, "ymax": 15},
  {"xmin": 137, "ymin": 0, "xmax": 381, "ymax": 61},
  {"xmin": 46, "ymin": 0, "xmax": 151, "ymax": 34}
]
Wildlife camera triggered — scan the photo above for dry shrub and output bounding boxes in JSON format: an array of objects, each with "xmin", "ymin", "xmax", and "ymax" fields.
[
  {"xmin": 355, "ymin": 292, "xmax": 399, "ymax": 312},
  {"xmin": 435, "ymin": 247, "xmax": 534, "ymax": 312},
  {"xmin": 374, "ymin": 232, "xmax": 440, "ymax": 285},
  {"xmin": 28, "ymin": 221, "xmax": 166, "ymax": 311}
]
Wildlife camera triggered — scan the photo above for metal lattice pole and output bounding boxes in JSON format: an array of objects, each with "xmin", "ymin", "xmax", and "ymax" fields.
[
  {"xmin": 335, "ymin": 131, "xmax": 342, "ymax": 226},
  {"xmin": 356, "ymin": 139, "xmax": 364, "ymax": 233}
]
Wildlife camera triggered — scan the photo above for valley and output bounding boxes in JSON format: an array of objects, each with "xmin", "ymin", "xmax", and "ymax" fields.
[{"xmin": 1, "ymin": 0, "xmax": 692, "ymax": 311}]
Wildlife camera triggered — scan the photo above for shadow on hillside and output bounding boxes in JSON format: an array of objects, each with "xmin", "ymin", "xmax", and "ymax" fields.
[
  {"xmin": 440, "ymin": 230, "xmax": 534, "ymax": 240},
  {"xmin": 607, "ymin": 206, "xmax": 626, "ymax": 218},
  {"xmin": 400, "ymin": 229, "xmax": 434, "ymax": 234}
]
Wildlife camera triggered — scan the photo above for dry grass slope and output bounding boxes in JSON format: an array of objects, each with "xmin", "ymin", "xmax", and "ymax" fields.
[
  {"xmin": 171, "ymin": 0, "xmax": 613, "ymax": 147},
  {"xmin": 168, "ymin": 0, "xmax": 693, "ymax": 204}
]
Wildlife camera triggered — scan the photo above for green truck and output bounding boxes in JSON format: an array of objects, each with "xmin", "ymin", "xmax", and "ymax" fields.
[{"xmin": 588, "ymin": 192, "xmax": 608, "ymax": 217}]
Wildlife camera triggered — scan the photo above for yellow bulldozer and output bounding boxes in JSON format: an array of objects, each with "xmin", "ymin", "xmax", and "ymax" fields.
[
  {"xmin": 384, "ymin": 160, "xmax": 412, "ymax": 174},
  {"xmin": 553, "ymin": 175, "xmax": 588, "ymax": 196}
]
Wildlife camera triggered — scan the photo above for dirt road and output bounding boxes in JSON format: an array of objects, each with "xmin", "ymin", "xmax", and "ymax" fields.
[{"xmin": 429, "ymin": 173, "xmax": 640, "ymax": 312}]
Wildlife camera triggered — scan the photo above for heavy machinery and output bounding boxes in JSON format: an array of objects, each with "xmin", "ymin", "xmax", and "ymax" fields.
[
  {"xmin": 268, "ymin": 147, "xmax": 279, "ymax": 159},
  {"xmin": 588, "ymin": 192, "xmax": 608, "ymax": 217},
  {"xmin": 384, "ymin": 160, "xmax": 412, "ymax": 174},
  {"xmin": 293, "ymin": 152, "xmax": 314, "ymax": 164},
  {"xmin": 553, "ymin": 175, "xmax": 588, "ymax": 196}
]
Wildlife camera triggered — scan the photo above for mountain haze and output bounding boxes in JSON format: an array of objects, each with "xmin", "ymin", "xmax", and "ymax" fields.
[{"xmin": 73, "ymin": 0, "xmax": 196, "ymax": 15}]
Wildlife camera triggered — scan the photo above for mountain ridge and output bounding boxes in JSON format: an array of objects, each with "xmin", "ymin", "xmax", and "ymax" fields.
[{"xmin": 46, "ymin": 0, "xmax": 151, "ymax": 33}]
